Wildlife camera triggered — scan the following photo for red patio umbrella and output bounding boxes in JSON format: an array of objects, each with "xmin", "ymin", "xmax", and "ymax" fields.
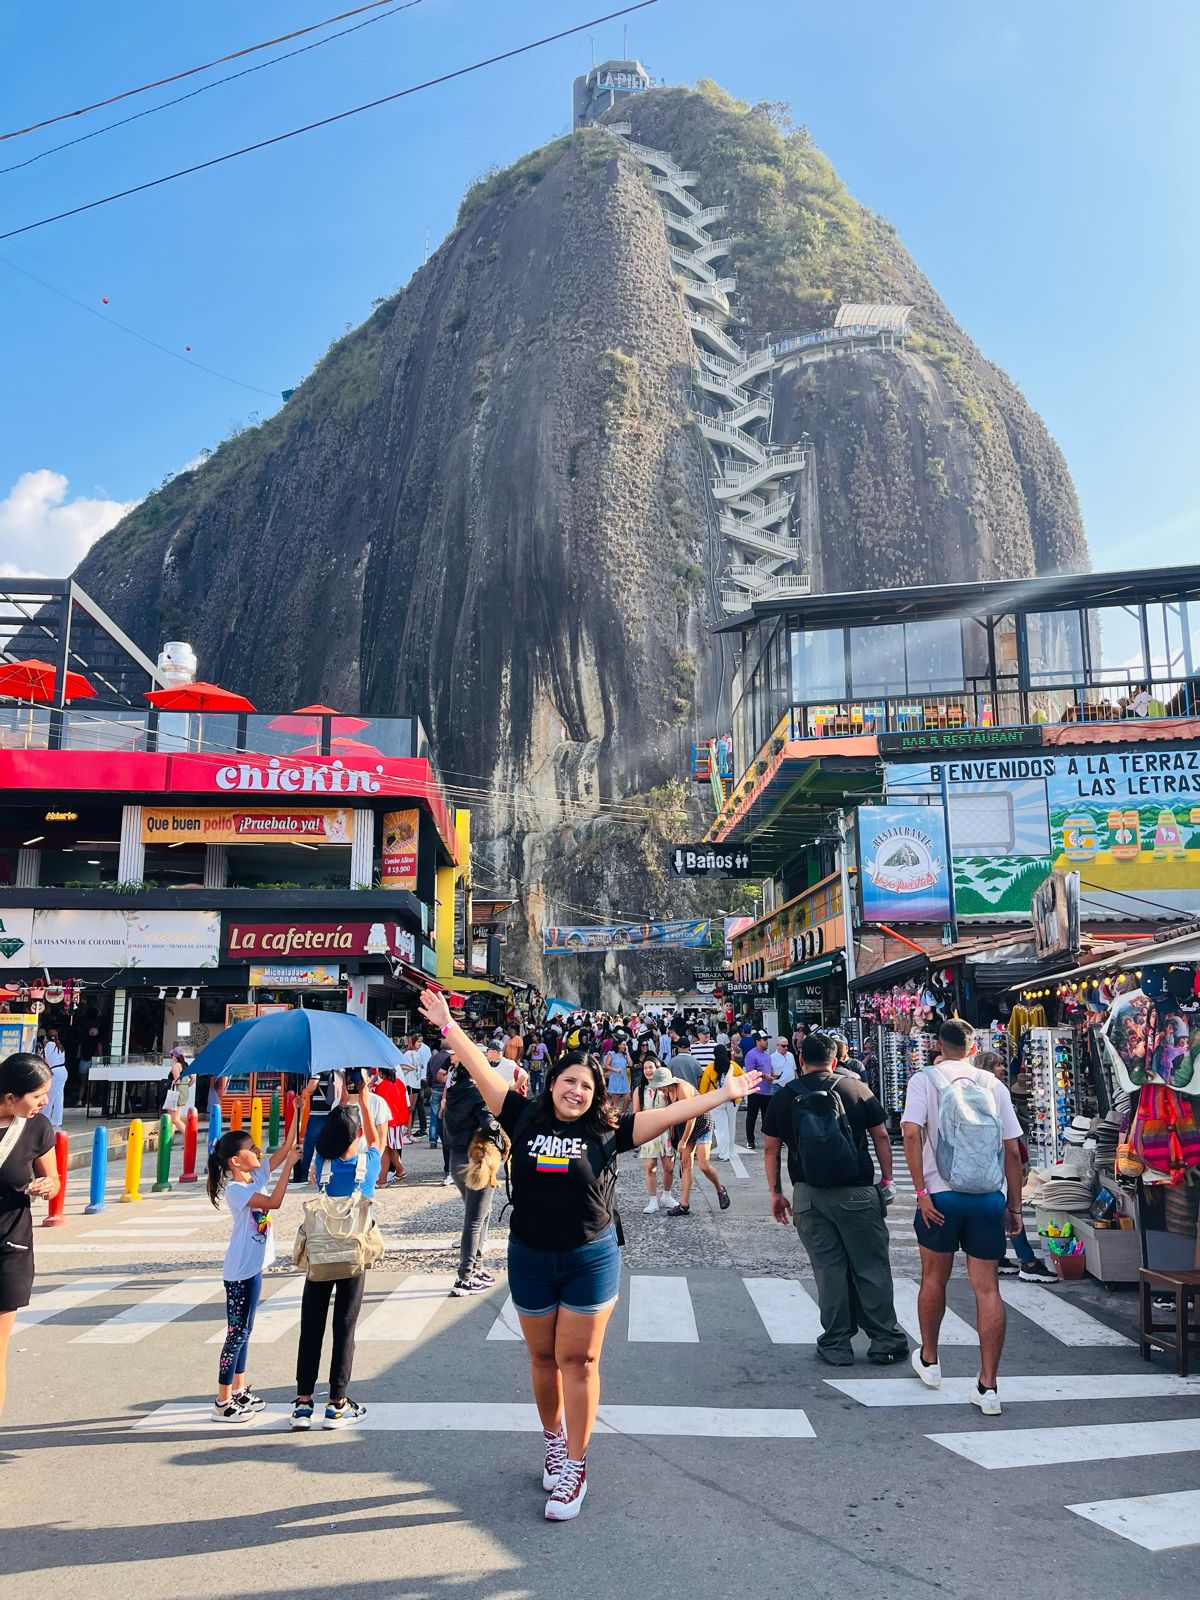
[
  {"xmin": 267, "ymin": 703, "xmax": 370, "ymax": 737},
  {"xmin": 145, "ymin": 682, "xmax": 256, "ymax": 713},
  {"xmin": 291, "ymin": 735, "xmax": 383, "ymax": 757},
  {"xmin": 0, "ymin": 658, "xmax": 97, "ymax": 703}
]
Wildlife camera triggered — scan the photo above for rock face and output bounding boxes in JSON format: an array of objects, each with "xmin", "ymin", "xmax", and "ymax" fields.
[{"xmin": 73, "ymin": 82, "xmax": 1087, "ymax": 999}]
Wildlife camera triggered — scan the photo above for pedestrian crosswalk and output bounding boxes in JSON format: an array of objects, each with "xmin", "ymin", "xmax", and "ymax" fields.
[
  {"xmin": 1068, "ymin": 1489, "xmax": 1200, "ymax": 1552},
  {"xmin": 20, "ymin": 1268, "xmax": 1139, "ymax": 1352}
]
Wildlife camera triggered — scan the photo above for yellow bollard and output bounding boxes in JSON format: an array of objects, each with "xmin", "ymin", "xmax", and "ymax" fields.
[
  {"xmin": 230, "ymin": 1100, "xmax": 243, "ymax": 1131},
  {"xmin": 250, "ymin": 1097, "xmax": 263, "ymax": 1150},
  {"xmin": 120, "ymin": 1118, "xmax": 145, "ymax": 1203}
]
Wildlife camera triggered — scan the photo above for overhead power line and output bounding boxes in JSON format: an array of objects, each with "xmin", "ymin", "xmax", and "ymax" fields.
[
  {"xmin": 2, "ymin": 0, "xmax": 420, "ymax": 141},
  {"xmin": 0, "ymin": 0, "xmax": 427, "ymax": 177},
  {"xmin": 0, "ymin": 1, "xmax": 659, "ymax": 243}
]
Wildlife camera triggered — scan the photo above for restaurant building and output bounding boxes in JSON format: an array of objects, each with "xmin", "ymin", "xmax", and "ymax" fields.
[
  {"xmin": 709, "ymin": 565, "xmax": 1200, "ymax": 1033},
  {"xmin": 0, "ymin": 580, "xmax": 510, "ymax": 1083}
]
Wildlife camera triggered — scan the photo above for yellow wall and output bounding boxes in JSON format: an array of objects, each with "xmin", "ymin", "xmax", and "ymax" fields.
[{"xmin": 435, "ymin": 808, "xmax": 471, "ymax": 980}]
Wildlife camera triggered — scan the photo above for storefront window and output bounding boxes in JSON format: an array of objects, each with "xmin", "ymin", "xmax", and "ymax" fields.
[
  {"xmin": 143, "ymin": 845, "xmax": 208, "ymax": 889},
  {"xmin": 904, "ymin": 618, "xmax": 964, "ymax": 694},
  {"xmin": 1025, "ymin": 610, "xmax": 1084, "ymax": 686},
  {"xmin": 226, "ymin": 843, "xmax": 352, "ymax": 890},
  {"xmin": 790, "ymin": 628, "xmax": 846, "ymax": 702},
  {"xmin": 849, "ymin": 624, "xmax": 905, "ymax": 699}
]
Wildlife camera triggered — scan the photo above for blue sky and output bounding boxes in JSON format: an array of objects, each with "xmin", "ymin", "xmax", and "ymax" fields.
[{"xmin": 1, "ymin": 0, "xmax": 1196, "ymax": 578}]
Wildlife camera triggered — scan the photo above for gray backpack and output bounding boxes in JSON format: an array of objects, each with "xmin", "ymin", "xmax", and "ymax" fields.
[{"xmin": 924, "ymin": 1064, "xmax": 1005, "ymax": 1194}]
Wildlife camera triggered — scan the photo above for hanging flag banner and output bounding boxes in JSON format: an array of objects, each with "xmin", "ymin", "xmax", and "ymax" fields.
[
  {"xmin": 858, "ymin": 806, "xmax": 952, "ymax": 923},
  {"xmin": 381, "ymin": 809, "xmax": 420, "ymax": 890},
  {"xmin": 541, "ymin": 920, "xmax": 712, "ymax": 956}
]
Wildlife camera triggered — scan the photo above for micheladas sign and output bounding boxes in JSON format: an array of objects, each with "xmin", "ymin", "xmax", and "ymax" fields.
[{"xmin": 142, "ymin": 807, "xmax": 355, "ymax": 845}]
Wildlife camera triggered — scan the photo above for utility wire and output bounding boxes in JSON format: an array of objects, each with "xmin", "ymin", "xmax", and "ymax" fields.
[
  {"xmin": 0, "ymin": 0, "xmax": 427, "ymax": 177},
  {"xmin": 0, "ymin": 2, "xmax": 659, "ymax": 242},
  {"xmin": 2, "ymin": 0, "xmax": 421, "ymax": 141}
]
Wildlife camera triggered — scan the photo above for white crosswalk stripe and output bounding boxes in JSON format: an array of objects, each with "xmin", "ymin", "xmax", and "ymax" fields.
[
  {"xmin": 357, "ymin": 1274, "xmax": 457, "ymax": 1341},
  {"xmin": 486, "ymin": 1295, "xmax": 523, "ymax": 1341},
  {"xmin": 742, "ymin": 1276, "xmax": 823, "ymax": 1343},
  {"xmin": 928, "ymin": 1418, "xmax": 1200, "ymax": 1470},
  {"xmin": 891, "ymin": 1275, "xmax": 977, "ymax": 1345},
  {"xmin": 627, "ymin": 1275, "xmax": 699, "ymax": 1342},
  {"xmin": 14, "ymin": 1276, "xmax": 131, "ymax": 1329},
  {"xmin": 203, "ymin": 1277, "xmax": 306, "ymax": 1345},
  {"xmin": 998, "ymin": 1280, "xmax": 1131, "ymax": 1346},
  {"xmin": 827, "ymin": 1373, "xmax": 1200, "ymax": 1407},
  {"xmin": 71, "ymin": 1275, "xmax": 222, "ymax": 1345},
  {"xmin": 1067, "ymin": 1489, "xmax": 1200, "ymax": 1551},
  {"xmin": 134, "ymin": 1401, "xmax": 816, "ymax": 1438}
]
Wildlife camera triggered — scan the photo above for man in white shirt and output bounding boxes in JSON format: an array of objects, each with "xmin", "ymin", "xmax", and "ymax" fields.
[
  {"xmin": 902, "ymin": 1019, "xmax": 1024, "ymax": 1417},
  {"xmin": 771, "ymin": 1037, "xmax": 797, "ymax": 1087},
  {"xmin": 43, "ymin": 1029, "xmax": 68, "ymax": 1127}
]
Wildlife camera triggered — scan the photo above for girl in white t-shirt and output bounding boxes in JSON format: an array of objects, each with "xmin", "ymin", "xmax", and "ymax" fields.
[{"xmin": 205, "ymin": 1112, "xmax": 299, "ymax": 1422}]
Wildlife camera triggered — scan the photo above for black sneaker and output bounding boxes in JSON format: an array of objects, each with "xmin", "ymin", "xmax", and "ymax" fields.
[
  {"xmin": 450, "ymin": 1276, "xmax": 489, "ymax": 1296},
  {"xmin": 233, "ymin": 1387, "xmax": 266, "ymax": 1413},
  {"xmin": 323, "ymin": 1398, "xmax": 367, "ymax": 1430},
  {"xmin": 211, "ymin": 1400, "xmax": 254, "ymax": 1424},
  {"xmin": 291, "ymin": 1398, "xmax": 314, "ymax": 1431},
  {"xmin": 1017, "ymin": 1260, "xmax": 1057, "ymax": 1284},
  {"xmin": 718, "ymin": 1187, "xmax": 731, "ymax": 1211},
  {"xmin": 998, "ymin": 1257, "xmax": 1021, "ymax": 1276},
  {"xmin": 473, "ymin": 1269, "xmax": 497, "ymax": 1288},
  {"xmin": 667, "ymin": 1204, "xmax": 691, "ymax": 1216}
]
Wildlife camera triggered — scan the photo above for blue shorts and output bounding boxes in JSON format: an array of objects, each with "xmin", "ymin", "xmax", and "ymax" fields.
[
  {"xmin": 914, "ymin": 1190, "xmax": 1006, "ymax": 1260},
  {"xmin": 508, "ymin": 1226, "xmax": 621, "ymax": 1317}
]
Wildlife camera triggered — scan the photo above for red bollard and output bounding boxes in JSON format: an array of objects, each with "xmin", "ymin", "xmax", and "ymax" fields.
[
  {"xmin": 179, "ymin": 1107, "xmax": 199, "ymax": 1184},
  {"xmin": 42, "ymin": 1130, "xmax": 69, "ymax": 1227},
  {"xmin": 285, "ymin": 1089, "xmax": 296, "ymax": 1133}
]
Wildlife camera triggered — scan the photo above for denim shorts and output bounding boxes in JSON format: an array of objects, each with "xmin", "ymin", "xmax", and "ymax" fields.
[
  {"xmin": 913, "ymin": 1190, "xmax": 1006, "ymax": 1260},
  {"xmin": 508, "ymin": 1225, "xmax": 621, "ymax": 1317}
]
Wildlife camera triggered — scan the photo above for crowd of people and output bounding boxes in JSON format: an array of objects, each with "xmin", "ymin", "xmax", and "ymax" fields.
[{"xmin": 0, "ymin": 996, "xmax": 1039, "ymax": 1523}]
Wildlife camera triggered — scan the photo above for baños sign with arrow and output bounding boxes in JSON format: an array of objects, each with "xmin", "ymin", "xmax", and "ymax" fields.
[{"xmin": 668, "ymin": 845, "xmax": 759, "ymax": 879}]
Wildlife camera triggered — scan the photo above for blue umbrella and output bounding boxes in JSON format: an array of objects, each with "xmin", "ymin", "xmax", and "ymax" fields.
[{"xmin": 189, "ymin": 1009, "xmax": 404, "ymax": 1078}]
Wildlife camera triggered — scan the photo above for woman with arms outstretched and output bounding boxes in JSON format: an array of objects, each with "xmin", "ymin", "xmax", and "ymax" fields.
[{"xmin": 418, "ymin": 988, "xmax": 760, "ymax": 1522}]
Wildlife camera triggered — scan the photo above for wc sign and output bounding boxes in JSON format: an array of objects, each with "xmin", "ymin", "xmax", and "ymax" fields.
[{"xmin": 669, "ymin": 845, "xmax": 758, "ymax": 879}]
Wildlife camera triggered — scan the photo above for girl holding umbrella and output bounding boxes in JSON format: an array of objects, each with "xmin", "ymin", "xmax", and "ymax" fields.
[{"xmin": 418, "ymin": 988, "xmax": 760, "ymax": 1521}]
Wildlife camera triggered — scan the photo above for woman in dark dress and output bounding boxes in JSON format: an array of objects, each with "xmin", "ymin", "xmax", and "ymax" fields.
[{"xmin": 0, "ymin": 1053, "xmax": 59, "ymax": 1417}]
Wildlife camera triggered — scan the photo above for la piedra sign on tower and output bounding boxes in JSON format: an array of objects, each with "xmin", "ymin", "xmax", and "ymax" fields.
[{"xmin": 668, "ymin": 845, "xmax": 758, "ymax": 879}]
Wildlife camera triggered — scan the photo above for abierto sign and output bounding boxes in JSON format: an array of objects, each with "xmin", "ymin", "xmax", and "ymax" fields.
[{"xmin": 142, "ymin": 806, "xmax": 354, "ymax": 845}]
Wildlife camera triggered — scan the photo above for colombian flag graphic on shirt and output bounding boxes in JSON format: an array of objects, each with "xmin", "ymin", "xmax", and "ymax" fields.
[{"xmin": 536, "ymin": 1153, "xmax": 571, "ymax": 1174}]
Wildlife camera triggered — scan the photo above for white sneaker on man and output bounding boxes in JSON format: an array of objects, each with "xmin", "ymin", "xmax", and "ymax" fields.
[
  {"xmin": 659, "ymin": 1191, "xmax": 680, "ymax": 1213},
  {"xmin": 970, "ymin": 1383, "xmax": 1001, "ymax": 1417},
  {"xmin": 911, "ymin": 1347, "xmax": 941, "ymax": 1389},
  {"xmin": 642, "ymin": 1196, "xmax": 659, "ymax": 1214}
]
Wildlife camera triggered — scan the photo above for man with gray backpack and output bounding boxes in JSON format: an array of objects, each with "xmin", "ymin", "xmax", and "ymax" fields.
[{"xmin": 902, "ymin": 1019, "xmax": 1025, "ymax": 1417}]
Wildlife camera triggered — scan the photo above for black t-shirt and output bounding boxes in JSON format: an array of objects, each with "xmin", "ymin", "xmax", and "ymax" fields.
[
  {"xmin": 498, "ymin": 1089, "xmax": 636, "ymax": 1252},
  {"xmin": 0, "ymin": 1114, "xmax": 55, "ymax": 1213},
  {"xmin": 442, "ymin": 1066, "xmax": 487, "ymax": 1151},
  {"xmin": 762, "ymin": 1072, "xmax": 885, "ymax": 1188}
]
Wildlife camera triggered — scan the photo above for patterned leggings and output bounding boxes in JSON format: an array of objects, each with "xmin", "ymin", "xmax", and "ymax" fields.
[{"xmin": 218, "ymin": 1274, "xmax": 263, "ymax": 1386}]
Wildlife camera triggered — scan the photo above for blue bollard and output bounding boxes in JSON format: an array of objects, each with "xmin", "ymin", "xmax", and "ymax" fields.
[
  {"xmin": 208, "ymin": 1103, "xmax": 222, "ymax": 1154},
  {"xmin": 85, "ymin": 1124, "xmax": 108, "ymax": 1214}
]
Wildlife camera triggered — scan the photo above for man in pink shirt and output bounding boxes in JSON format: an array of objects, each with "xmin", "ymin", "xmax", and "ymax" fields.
[{"xmin": 901, "ymin": 1019, "xmax": 1024, "ymax": 1417}]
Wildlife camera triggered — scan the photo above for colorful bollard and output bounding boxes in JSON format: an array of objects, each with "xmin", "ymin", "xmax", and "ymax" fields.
[
  {"xmin": 268, "ymin": 1090, "xmax": 281, "ymax": 1152},
  {"xmin": 120, "ymin": 1118, "xmax": 144, "ymax": 1203},
  {"xmin": 229, "ymin": 1100, "xmax": 243, "ymax": 1132},
  {"xmin": 153, "ymin": 1114, "xmax": 173, "ymax": 1192},
  {"xmin": 179, "ymin": 1107, "xmax": 199, "ymax": 1183},
  {"xmin": 42, "ymin": 1131, "xmax": 69, "ymax": 1227},
  {"xmin": 250, "ymin": 1096, "xmax": 263, "ymax": 1151},
  {"xmin": 208, "ymin": 1103, "xmax": 223, "ymax": 1154},
  {"xmin": 85, "ymin": 1124, "xmax": 108, "ymax": 1213}
]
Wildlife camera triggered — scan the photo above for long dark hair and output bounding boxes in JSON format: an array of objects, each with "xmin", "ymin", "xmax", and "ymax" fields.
[
  {"xmin": 529, "ymin": 1049, "xmax": 616, "ymax": 1134},
  {"xmin": 0, "ymin": 1052, "xmax": 52, "ymax": 1104},
  {"xmin": 206, "ymin": 1130, "xmax": 254, "ymax": 1207},
  {"xmin": 315, "ymin": 1105, "xmax": 359, "ymax": 1160}
]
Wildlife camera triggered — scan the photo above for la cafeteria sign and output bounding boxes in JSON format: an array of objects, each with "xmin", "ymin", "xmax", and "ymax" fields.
[
  {"xmin": 227, "ymin": 921, "xmax": 417, "ymax": 962},
  {"xmin": 214, "ymin": 757, "xmax": 383, "ymax": 795}
]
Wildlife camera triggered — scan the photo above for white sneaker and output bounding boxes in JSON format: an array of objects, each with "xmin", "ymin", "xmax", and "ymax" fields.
[
  {"xmin": 660, "ymin": 1191, "xmax": 680, "ymax": 1213},
  {"xmin": 970, "ymin": 1383, "xmax": 1001, "ymax": 1417},
  {"xmin": 911, "ymin": 1347, "xmax": 941, "ymax": 1389},
  {"xmin": 441, "ymin": 1174, "xmax": 455, "ymax": 1186},
  {"xmin": 642, "ymin": 1197, "xmax": 659, "ymax": 1214}
]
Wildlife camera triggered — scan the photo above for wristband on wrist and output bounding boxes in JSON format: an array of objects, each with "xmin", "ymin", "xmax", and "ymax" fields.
[
  {"xmin": 440, "ymin": 1023, "xmax": 452, "ymax": 1037},
  {"xmin": 915, "ymin": 1188, "xmax": 929, "ymax": 1199}
]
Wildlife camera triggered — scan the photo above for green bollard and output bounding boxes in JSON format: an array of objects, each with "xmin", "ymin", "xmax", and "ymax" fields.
[
  {"xmin": 268, "ymin": 1090, "xmax": 281, "ymax": 1152},
  {"xmin": 153, "ymin": 1114, "xmax": 174, "ymax": 1192}
]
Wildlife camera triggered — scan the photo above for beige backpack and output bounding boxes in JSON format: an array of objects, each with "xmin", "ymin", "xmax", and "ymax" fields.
[{"xmin": 293, "ymin": 1153, "xmax": 385, "ymax": 1281}]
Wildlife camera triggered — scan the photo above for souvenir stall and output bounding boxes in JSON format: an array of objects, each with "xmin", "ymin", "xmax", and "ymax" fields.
[
  {"xmin": 854, "ymin": 977, "xmax": 946, "ymax": 1128},
  {"xmin": 1010, "ymin": 950, "xmax": 1200, "ymax": 1286}
]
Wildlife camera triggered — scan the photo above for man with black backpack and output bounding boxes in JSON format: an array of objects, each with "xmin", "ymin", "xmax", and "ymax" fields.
[{"xmin": 763, "ymin": 1034, "xmax": 907, "ymax": 1368}]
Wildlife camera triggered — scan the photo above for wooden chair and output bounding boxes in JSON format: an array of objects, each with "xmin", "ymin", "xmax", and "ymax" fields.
[{"xmin": 1139, "ymin": 1267, "xmax": 1200, "ymax": 1375}]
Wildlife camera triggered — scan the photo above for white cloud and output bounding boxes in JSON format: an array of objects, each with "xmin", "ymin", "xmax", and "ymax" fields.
[{"xmin": 0, "ymin": 469, "xmax": 136, "ymax": 579}]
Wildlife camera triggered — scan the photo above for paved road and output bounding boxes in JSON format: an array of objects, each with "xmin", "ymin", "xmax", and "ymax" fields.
[{"xmin": 5, "ymin": 1135, "xmax": 1198, "ymax": 1598}]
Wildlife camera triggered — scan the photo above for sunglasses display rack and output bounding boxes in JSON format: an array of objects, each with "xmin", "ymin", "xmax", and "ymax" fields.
[
  {"xmin": 876, "ymin": 1028, "xmax": 936, "ymax": 1117},
  {"xmin": 1025, "ymin": 1026, "xmax": 1080, "ymax": 1168}
]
